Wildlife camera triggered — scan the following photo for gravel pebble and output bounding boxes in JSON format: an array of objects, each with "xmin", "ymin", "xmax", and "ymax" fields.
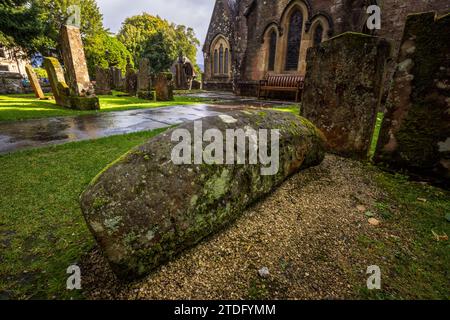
[{"xmin": 81, "ymin": 154, "xmax": 385, "ymax": 300}]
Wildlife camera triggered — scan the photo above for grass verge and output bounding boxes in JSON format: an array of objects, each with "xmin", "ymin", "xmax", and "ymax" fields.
[
  {"xmin": 0, "ymin": 128, "xmax": 167, "ymax": 299},
  {"xmin": 0, "ymin": 92, "xmax": 209, "ymax": 122},
  {"xmin": 357, "ymin": 170, "xmax": 449, "ymax": 299}
]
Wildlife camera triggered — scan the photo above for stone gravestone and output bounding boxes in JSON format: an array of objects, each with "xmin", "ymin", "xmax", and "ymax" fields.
[
  {"xmin": 171, "ymin": 54, "xmax": 196, "ymax": 90},
  {"xmin": 301, "ymin": 32, "xmax": 391, "ymax": 159},
  {"xmin": 155, "ymin": 72, "xmax": 174, "ymax": 101},
  {"xmin": 374, "ymin": 12, "xmax": 450, "ymax": 187},
  {"xmin": 95, "ymin": 67, "xmax": 112, "ymax": 95},
  {"xmin": 59, "ymin": 25, "xmax": 99, "ymax": 110},
  {"xmin": 25, "ymin": 65, "xmax": 45, "ymax": 99},
  {"xmin": 44, "ymin": 57, "xmax": 100, "ymax": 110},
  {"xmin": 110, "ymin": 67, "xmax": 123, "ymax": 91},
  {"xmin": 43, "ymin": 57, "xmax": 71, "ymax": 107},
  {"xmin": 137, "ymin": 58, "xmax": 153, "ymax": 100},
  {"xmin": 125, "ymin": 68, "xmax": 138, "ymax": 96},
  {"xmin": 60, "ymin": 25, "xmax": 93, "ymax": 96}
]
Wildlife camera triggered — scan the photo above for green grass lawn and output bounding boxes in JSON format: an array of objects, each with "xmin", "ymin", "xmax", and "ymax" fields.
[
  {"xmin": 360, "ymin": 171, "xmax": 450, "ymax": 299},
  {"xmin": 0, "ymin": 128, "xmax": 167, "ymax": 299},
  {"xmin": 0, "ymin": 92, "xmax": 209, "ymax": 122}
]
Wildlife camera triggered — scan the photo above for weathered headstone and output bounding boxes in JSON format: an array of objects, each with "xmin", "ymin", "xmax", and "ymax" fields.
[
  {"xmin": 43, "ymin": 57, "xmax": 71, "ymax": 107},
  {"xmin": 301, "ymin": 32, "xmax": 391, "ymax": 159},
  {"xmin": 171, "ymin": 54, "xmax": 196, "ymax": 90},
  {"xmin": 374, "ymin": 12, "xmax": 450, "ymax": 187},
  {"xmin": 137, "ymin": 58, "xmax": 153, "ymax": 100},
  {"xmin": 110, "ymin": 67, "xmax": 123, "ymax": 91},
  {"xmin": 125, "ymin": 68, "xmax": 138, "ymax": 96},
  {"xmin": 80, "ymin": 110, "xmax": 326, "ymax": 279},
  {"xmin": 155, "ymin": 72, "xmax": 174, "ymax": 101},
  {"xmin": 191, "ymin": 79, "xmax": 202, "ymax": 90},
  {"xmin": 60, "ymin": 25, "xmax": 93, "ymax": 96},
  {"xmin": 95, "ymin": 67, "xmax": 112, "ymax": 95},
  {"xmin": 58, "ymin": 25, "xmax": 99, "ymax": 110},
  {"xmin": 25, "ymin": 65, "xmax": 46, "ymax": 99},
  {"xmin": 43, "ymin": 57, "xmax": 100, "ymax": 110}
]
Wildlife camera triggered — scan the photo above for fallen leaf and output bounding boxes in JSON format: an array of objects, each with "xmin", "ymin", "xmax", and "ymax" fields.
[
  {"xmin": 368, "ymin": 218, "xmax": 380, "ymax": 226},
  {"xmin": 417, "ymin": 198, "xmax": 427, "ymax": 203}
]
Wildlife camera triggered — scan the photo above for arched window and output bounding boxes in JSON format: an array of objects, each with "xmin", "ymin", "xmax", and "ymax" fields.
[
  {"xmin": 210, "ymin": 35, "xmax": 231, "ymax": 77},
  {"xmin": 268, "ymin": 30, "xmax": 277, "ymax": 71},
  {"xmin": 224, "ymin": 48, "xmax": 229, "ymax": 73},
  {"xmin": 285, "ymin": 9, "xmax": 303, "ymax": 71},
  {"xmin": 219, "ymin": 44, "xmax": 224, "ymax": 74},
  {"xmin": 213, "ymin": 49, "xmax": 218, "ymax": 74},
  {"xmin": 313, "ymin": 24, "xmax": 324, "ymax": 47}
]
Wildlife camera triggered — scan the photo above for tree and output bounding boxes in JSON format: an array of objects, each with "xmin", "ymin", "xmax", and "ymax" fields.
[
  {"xmin": 141, "ymin": 30, "xmax": 177, "ymax": 74},
  {"xmin": 37, "ymin": 0, "xmax": 105, "ymax": 55},
  {"xmin": 118, "ymin": 13, "xmax": 200, "ymax": 73},
  {"xmin": 0, "ymin": 0, "xmax": 46, "ymax": 53},
  {"xmin": 84, "ymin": 32, "xmax": 133, "ymax": 77}
]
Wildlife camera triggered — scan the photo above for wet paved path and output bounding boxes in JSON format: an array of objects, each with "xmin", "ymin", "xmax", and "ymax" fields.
[
  {"xmin": 0, "ymin": 105, "xmax": 229, "ymax": 154},
  {"xmin": 0, "ymin": 92, "xmax": 296, "ymax": 154}
]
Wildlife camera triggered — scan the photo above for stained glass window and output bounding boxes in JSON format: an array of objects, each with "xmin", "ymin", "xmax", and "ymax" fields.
[
  {"xmin": 219, "ymin": 45, "xmax": 224, "ymax": 74},
  {"xmin": 224, "ymin": 48, "xmax": 229, "ymax": 74},
  {"xmin": 268, "ymin": 30, "xmax": 277, "ymax": 71},
  {"xmin": 213, "ymin": 49, "xmax": 218, "ymax": 74},
  {"xmin": 285, "ymin": 10, "xmax": 303, "ymax": 71}
]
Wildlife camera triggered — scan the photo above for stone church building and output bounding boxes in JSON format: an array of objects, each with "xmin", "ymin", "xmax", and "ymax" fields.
[{"xmin": 202, "ymin": 0, "xmax": 449, "ymax": 94}]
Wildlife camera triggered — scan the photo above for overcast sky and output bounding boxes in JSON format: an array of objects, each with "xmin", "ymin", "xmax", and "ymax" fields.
[{"xmin": 96, "ymin": 0, "xmax": 216, "ymax": 65}]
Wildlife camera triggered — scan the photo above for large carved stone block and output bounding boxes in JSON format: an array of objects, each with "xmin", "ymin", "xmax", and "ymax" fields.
[
  {"xmin": 80, "ymin": 110, "xmax": 326, "ymax": 279},
  {"xmin": 374, "ymin": 12, "xmax": 450, "ymax": 187},
  {"xmin": 301, "ymin": 32, "xmax": 391, "ymax": 159},
  {"xmin": 60, "ymin": 25, "xmax": 93, "ymax": 96}
]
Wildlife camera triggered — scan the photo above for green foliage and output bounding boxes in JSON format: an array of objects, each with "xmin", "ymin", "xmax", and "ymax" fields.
[
  {"xmin": 141, "ymin": 30, "xmax": 177, "ymax": 74},
  {"xmin": 13, "ymin": 0, "xmax": 106, "ymax": 57},
  {"xmin": 84, "ymin": 32, "xmax": 133, "ymax": 78},
  {"xmin": 117, "ymin": 13, "xmax": 200, "ymax": 73},
  {"xmin": 33, "ymin": 67, "xmax": 47, "ymax": 79},
  {"xmin": 0, "ymin": 0, "xmax": 45, "ymax": 54}
]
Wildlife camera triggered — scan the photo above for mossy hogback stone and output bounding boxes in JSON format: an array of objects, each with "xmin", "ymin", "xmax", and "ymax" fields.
[{"xmin": 80, "ymin": 110, "xmax": 326, "ymax": 279}]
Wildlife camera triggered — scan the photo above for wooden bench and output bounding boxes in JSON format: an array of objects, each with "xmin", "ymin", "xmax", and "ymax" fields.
[{"xmin": 257, "ymin": 74, "xmax": 304, "ymax": 102}]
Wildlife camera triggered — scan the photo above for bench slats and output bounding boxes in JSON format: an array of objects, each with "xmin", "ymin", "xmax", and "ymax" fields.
[{"xmin": 258, "ymin": 74, "xmax": 304, "ymax": 102}]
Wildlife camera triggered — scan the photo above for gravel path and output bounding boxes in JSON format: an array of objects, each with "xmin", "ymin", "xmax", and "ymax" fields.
[{"xmin": 82, "ymin": 154, "xmax": 385, "ymax": 299}]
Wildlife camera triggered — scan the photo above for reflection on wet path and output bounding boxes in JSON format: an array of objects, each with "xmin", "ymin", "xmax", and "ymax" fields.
[{"xmin": 0, "ymin": 104, "xmax": 230, "ymax": 154}]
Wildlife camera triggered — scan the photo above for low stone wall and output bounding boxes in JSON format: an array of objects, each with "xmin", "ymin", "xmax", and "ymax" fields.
[
  {"xmin": 0, "ymin": 72, "xmax": 25, "ymax": 94},
  {"xmin": 203, "ymin": 80, "xmax": 233, "ymax": 92}
]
